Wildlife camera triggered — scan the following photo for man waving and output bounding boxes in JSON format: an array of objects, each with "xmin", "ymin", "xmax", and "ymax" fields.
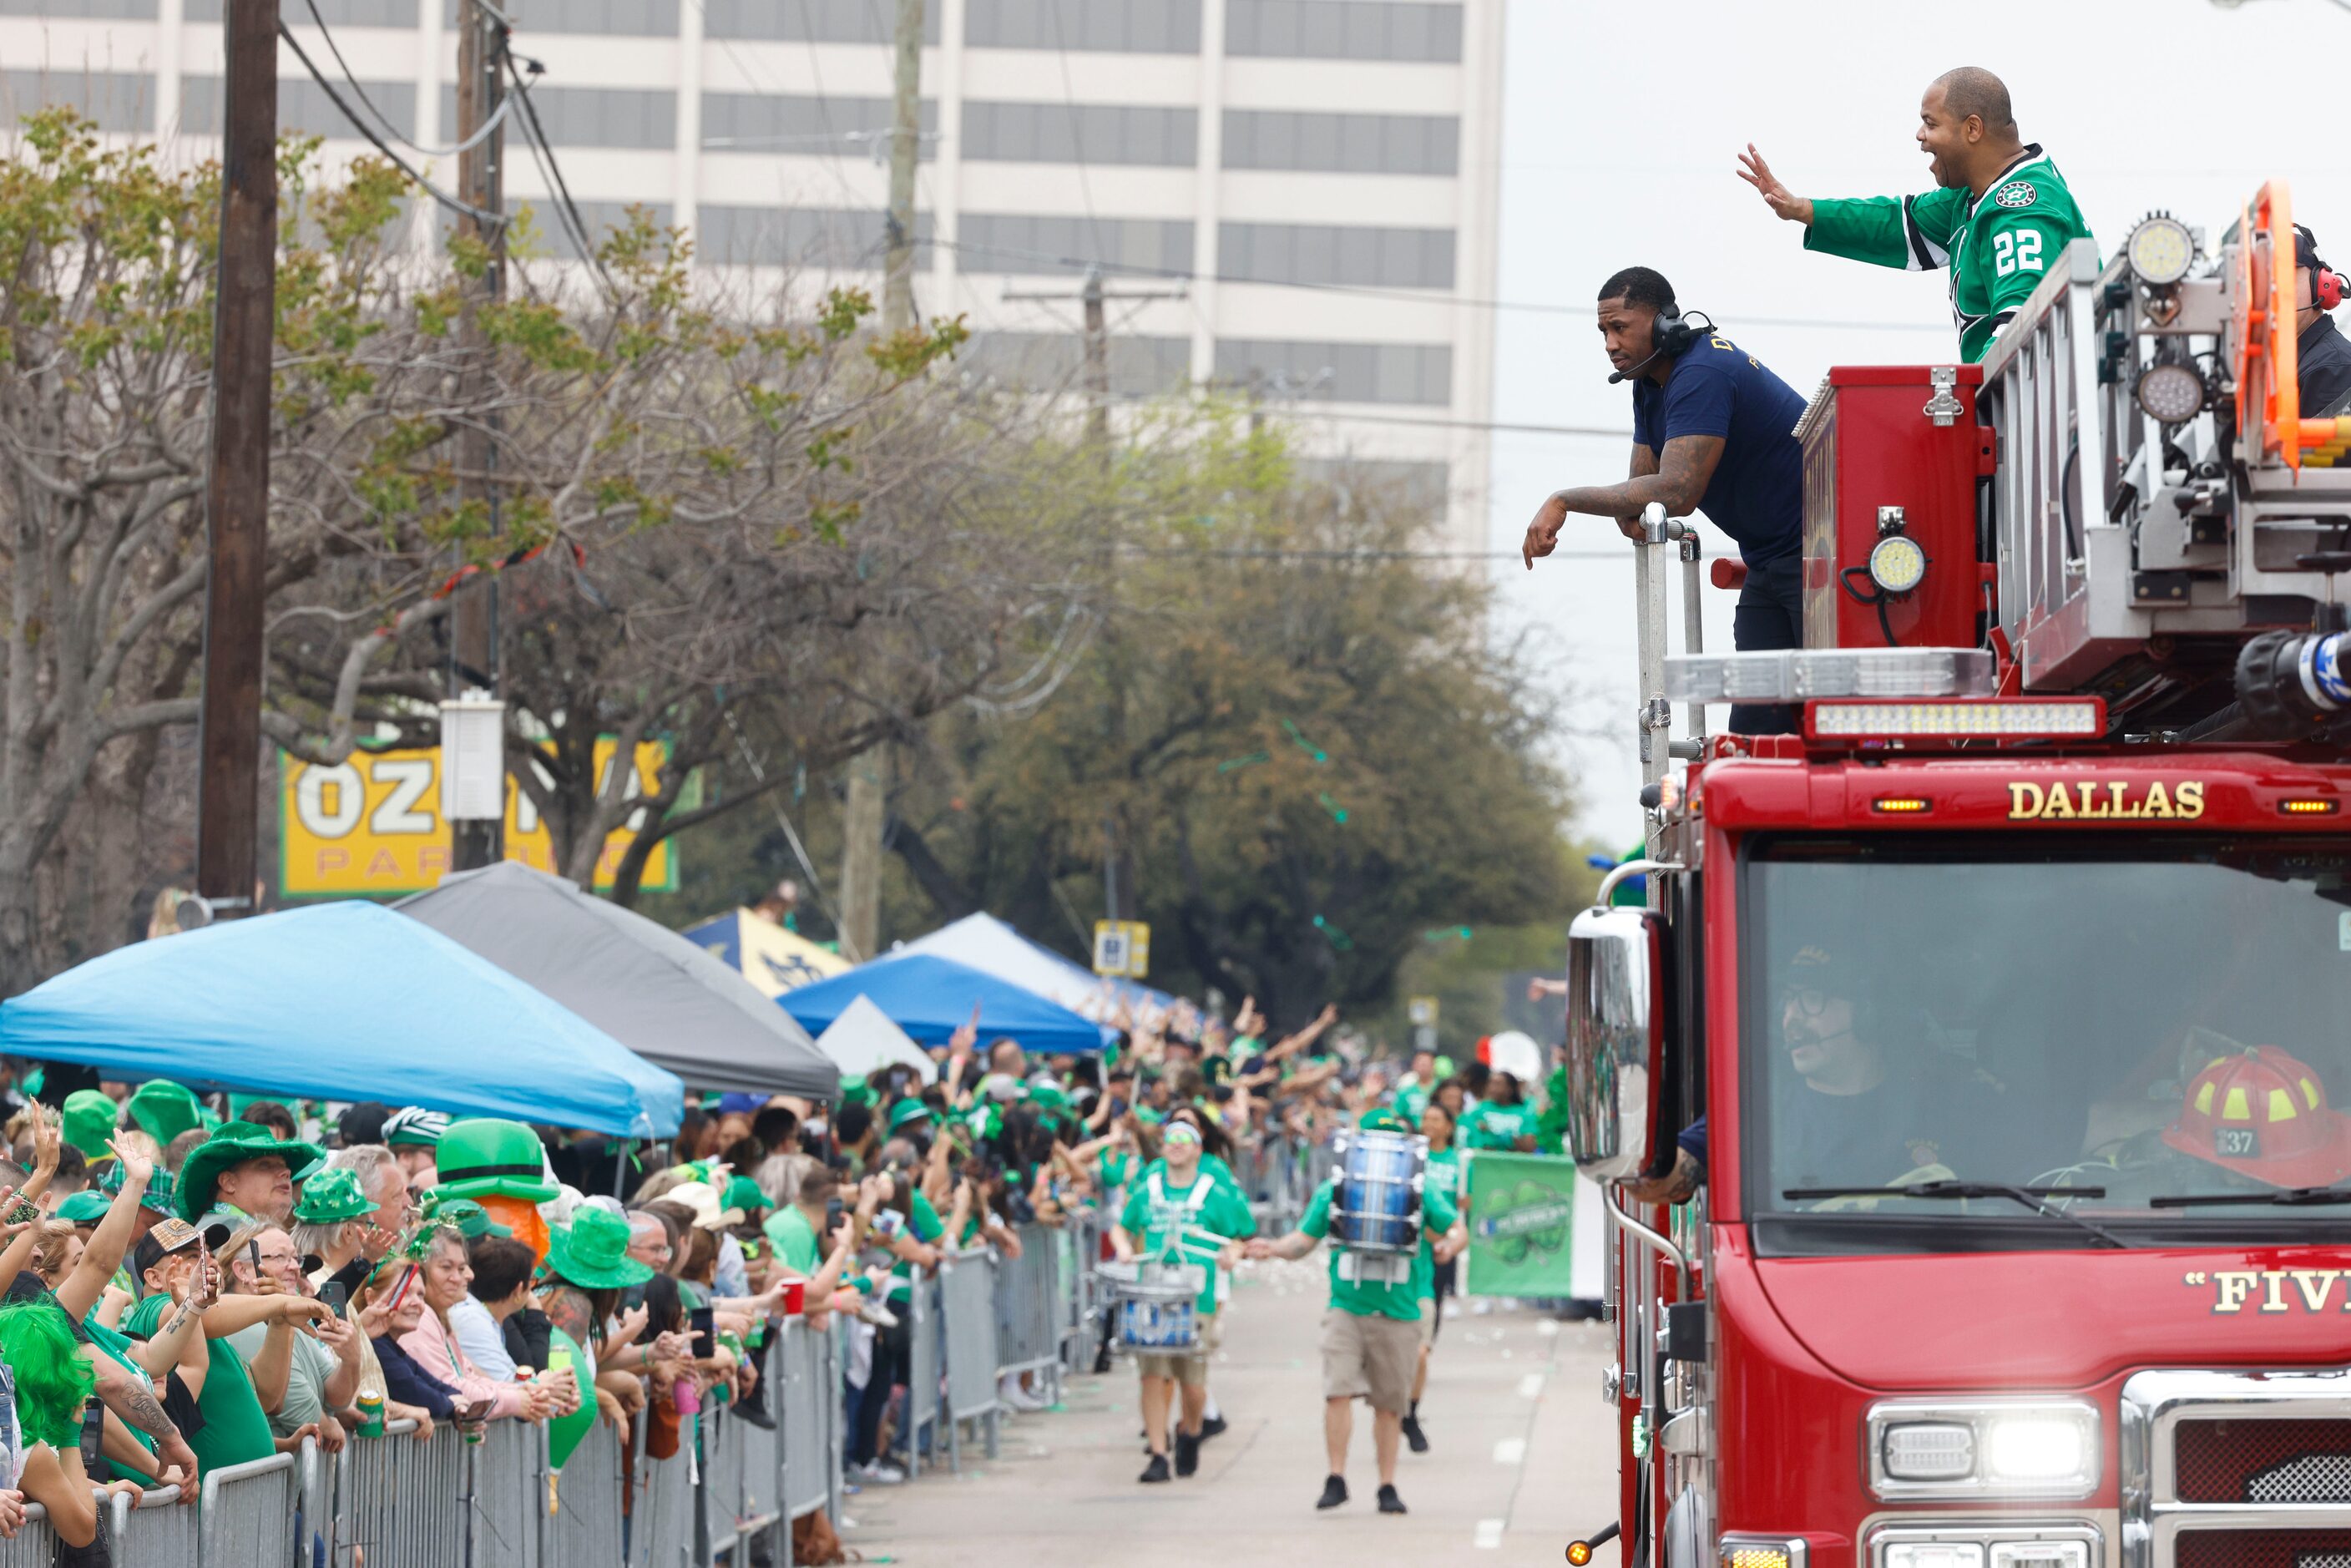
[{"xmin": 1739, "ymin": 67, "xmax": 2093, "ymax": 362}]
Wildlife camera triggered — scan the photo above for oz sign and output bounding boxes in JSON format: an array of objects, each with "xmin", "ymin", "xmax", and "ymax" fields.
[{"xmin": 280, "ymin": 740, "xmax": 675, "ymax": 896}]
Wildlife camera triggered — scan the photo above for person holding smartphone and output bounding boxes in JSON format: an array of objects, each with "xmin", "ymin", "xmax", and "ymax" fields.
[{"xmin": 220, "ymin": 1225, "xmax": 356, "ymax": 1454}]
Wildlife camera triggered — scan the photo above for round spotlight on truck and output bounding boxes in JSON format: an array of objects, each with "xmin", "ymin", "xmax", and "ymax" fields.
[
  {"xmin": 2136, "ymin": 362, "xmax": 2206, "ymax": 424},
  {"xmin": 2127, "ymin": 214, "xmax": 2197, "ymax": 287},
  {"xmin": 1868, "ymin": 533, "xmax": 1929, "ymax": 596}
]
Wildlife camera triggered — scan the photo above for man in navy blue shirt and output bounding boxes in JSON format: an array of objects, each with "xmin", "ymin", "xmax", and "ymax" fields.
[{"xmin": 1522, "ymin": 266, "xmax": 1809, "ymax": 733}]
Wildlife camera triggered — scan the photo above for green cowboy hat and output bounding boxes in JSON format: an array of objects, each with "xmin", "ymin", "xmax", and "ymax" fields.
[
  {"xmin": 1026, "ymin": 1080, "xmax": 1072, "ymax": 1112},
  {"xmin": 62, "ymin": 1090, "xmax": 119, "ymax": 1162},
  {"xmin": 721, "ymin": 1176, "xmax": 769, "ymax": 1216},
  {"xmin": 1358, "ymin": 1107, "xmax": 1413, "ymax": 1136},
  {"xmin": 542, "ymin": 1207, "xmax": 654, "ymax": 1290},
  {"xmin": 124, "ymin": 1080, "xmax": 207, "ymax": 1146},
  {"xmin": 98, "ymin": 1159, "xmax": 175, "ymax": 1215},
  {"xmin": 886, "ymin": 1097, "xmax": 933, "ymax": 1134},
  {"xmin": 429, "ymin": 1119, "xmax": 558, "ymax": 1204},
  {"xmin": 56, "ymin": 1190, "xmax": 111, "ymax": 1224},
  {"xmin": 177, "ymin": 1120, "xmax": 327, "ymax": 1223},
  {"xmin": 291, "ymin": 1166, "xmax": 373, "ymax": 1226},
  {"xmin": 838, "ymin": 1077, "xmax": 877, "ymax": 1107}
]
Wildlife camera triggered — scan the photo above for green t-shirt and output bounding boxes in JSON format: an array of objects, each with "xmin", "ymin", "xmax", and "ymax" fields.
[
  {"xmin": 1117, "ymin": 1168, "xmax": 1256, "ymax": 1315},
  {"xmin": 1466, "ymin": 1103, "xmax": 1532, "ymax": 1151},
  {"xmin": 883, "ymin": 1192, "xmax": 944, "ymax": 1305},
  {"xmin": 763, "ymin": 1204, "xmax": 822, "ymax": 1277},
  {"xmin": 1146, "ymin": 1152, "xmax": 1243, "ymax": 1203},
  {"xmin": 1097, "ymin": 1150, "xmax": 1137, "ymax": 1196},
  {"xmin": 1300, "ymin": 1177, "xmax": 1459, "ymax": 1322},
  {"xmin": 1802, "ymin": 148, "xmax": 2096, "ymax": 363},
  {"xmin": 123, "ymin": 1293, "xmax": 278, "ymax": 1474},
  {"xmin": 1394, "ymin": 1080, "xmax": 1430, "ymax": 1125},
  {"xmin": 227, "ymin": 1321, "xmax": 336, "ymax": 1439}
]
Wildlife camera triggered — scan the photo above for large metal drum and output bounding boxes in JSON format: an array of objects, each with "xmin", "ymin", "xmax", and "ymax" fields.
[
  {"xmin": 1329, "ymin": 1129, "xmax": 1426, "ymax": 1254},
  {"xmin": 1103, "ymin": 1261, "xmax": 1204, "ymax": 1357}
]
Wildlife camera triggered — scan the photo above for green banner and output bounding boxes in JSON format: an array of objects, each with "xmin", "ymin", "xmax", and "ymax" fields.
[{"xmin": 1464, "ymin": 1151, "xmax": 1580, "ymax": 1297}]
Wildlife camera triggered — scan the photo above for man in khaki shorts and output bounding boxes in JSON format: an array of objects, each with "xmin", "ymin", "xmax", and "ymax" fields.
[
  {"xmin": 1112, "ymin": 1115, "xmax": 1255, "ymax": 1485},
  {"xmin": 1249, "ymin": 1109, "xmax": 1463, "ymax": 1515}
]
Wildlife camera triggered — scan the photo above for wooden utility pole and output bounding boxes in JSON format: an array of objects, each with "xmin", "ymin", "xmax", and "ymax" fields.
[
  {"xmin": 837, "ymin": 0, "xmax": 925, "ymax": 963},
  {"xmin": 194, "ymin": 0, "xmax": 281, "ymax": 921},
  {"xmin": 449, "ymin": 0, "xmax": 508, "ymax": 872}
]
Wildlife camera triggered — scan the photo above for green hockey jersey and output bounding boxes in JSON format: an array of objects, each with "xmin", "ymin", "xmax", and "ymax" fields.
[{"xmin": 1802, "ymin": 144, "xmax": 2095, "ymax": 363}]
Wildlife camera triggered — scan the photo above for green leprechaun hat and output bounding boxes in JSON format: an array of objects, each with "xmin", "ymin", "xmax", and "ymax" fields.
[{"xmin": 428, "ymin": 1119, "xmax": 559, "ymax": 1204}]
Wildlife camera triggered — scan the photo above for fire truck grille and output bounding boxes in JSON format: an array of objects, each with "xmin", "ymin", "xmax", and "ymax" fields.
[
  {"xmin": 2176, "ymin": 1419, "xmax": 2351, "ymax": 1504},
  {"xmin": 2177, "ymin": 1530, "xmax": 2351, "ymax": 1568}
]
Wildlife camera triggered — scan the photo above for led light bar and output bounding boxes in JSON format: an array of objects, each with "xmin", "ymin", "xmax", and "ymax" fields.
[
  {"xmin": 1807, "ymin": 698, "xmax": 2106, "ymax": 741},
  {"xmin": 1665, "ymin": 649, "xmax": 1994, "ymax": 706}
]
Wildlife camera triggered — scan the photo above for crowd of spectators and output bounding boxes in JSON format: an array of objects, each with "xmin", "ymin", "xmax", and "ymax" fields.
[{"xmin": 0, "ymin": 994, "xmax": 1569, "ymax": 1562}]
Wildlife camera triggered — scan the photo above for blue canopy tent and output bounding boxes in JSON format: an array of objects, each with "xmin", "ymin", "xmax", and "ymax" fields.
[
  {"xmin": 0, "ymin": 901, "xmax": 683, "ymax": 1136},
  {"xmin": 779, "ymin": 952, "xmax": 1112, "ymax": 1056}
]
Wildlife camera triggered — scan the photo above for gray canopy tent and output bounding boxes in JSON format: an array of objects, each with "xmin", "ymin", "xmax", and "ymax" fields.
[{"xmin": 395, "ymin": 861, "xmax": 837, "ymax": 1100}]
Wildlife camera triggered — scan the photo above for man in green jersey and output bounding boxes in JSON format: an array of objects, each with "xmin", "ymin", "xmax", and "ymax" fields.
[
  {"xmin": 1112, "ymin": 1115, "xmax": 1254, "ymax": 1484},
  {"xmin": 1248, "ymin": 1110, "xmax": 1465, "ymax": 1516},
  {"xmin": 1739, "ymin": 67, "xmax": 2094, "ymax": 363}
]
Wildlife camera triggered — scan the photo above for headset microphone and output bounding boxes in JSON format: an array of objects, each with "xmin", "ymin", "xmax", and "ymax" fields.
[{"xmin": 1606, "ymin": 306, "xmax": 1712, "ymax": 384}]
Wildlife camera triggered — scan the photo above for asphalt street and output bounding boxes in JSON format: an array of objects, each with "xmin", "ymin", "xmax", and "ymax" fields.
[{"xmin": 838, "ymin": 1256, "xmax": 1624, "ymax": 1566}]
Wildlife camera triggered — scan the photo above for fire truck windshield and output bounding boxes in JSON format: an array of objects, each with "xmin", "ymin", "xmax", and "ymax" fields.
[{"xmin": 1744, "ymin": 835, "xmax": 2351, "ymax": 1242}]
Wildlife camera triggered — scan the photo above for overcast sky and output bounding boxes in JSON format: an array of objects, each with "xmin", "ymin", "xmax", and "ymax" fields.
[{"xmin": 1489, "ymin": 0, "xmax": 2351, "ymax": 846}]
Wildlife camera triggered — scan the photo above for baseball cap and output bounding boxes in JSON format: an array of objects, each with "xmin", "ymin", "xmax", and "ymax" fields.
[
  {"xmin": 716, "ymin": 1093, "xmax": 766, "ymax": 1116},
  {"xmin": 382, "ymin": 1107, "xmax": 450, "ymax": 1148},
  {"xmin": 132, "ymin": 1217, "xmax": 203, "ymax": 1278}
]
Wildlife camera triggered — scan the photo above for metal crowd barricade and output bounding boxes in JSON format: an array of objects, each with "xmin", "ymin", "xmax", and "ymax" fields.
[
  {"xmin": 200, "ymin": 1451, "xmax": 300, "ymax": 1567},
  {"xmin": 992, "ymin": 1222, "xmax": 1064, "ymax": 1404},
  {"xmin": 470, "ymin": 1420, "xmax": 543, "ymax": 1568},
  {"xmin": 334, "ymin": 1416, "xmax": 468, "ymax": 1568},
  {"xmin": 626, "ymin": 1414, "xmax": 693, "ymax": 1568},
  {"xmin": 937, "ymin": 1247, "xmax": 1002, "ymax": 1469},
  {"xmin": 902, "ymin": 1271, "xmax": 944, "ymax": 1477},
  {"xmin": 702, "ymin": 1401, "xmax": 784, "ymax": 1566},
  {"xmin": 547, "ymin": 1419, "xmax": 626, "ymax": 1568},
  {"xmin": 0, "ymin": 1482, "xmax": 195, "ymax": 1568},
  {"xmin": 776, "ymin": 1316, "xmax": 834, "ymax": 1535}
]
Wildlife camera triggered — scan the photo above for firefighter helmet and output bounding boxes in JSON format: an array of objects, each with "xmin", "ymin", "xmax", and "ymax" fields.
[{"xmin": 2160, "ymin": 1044, "xmax": 2351, "ymax": 1190}]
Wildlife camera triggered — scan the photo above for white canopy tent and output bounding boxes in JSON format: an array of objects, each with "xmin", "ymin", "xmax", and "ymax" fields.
[
  {"xmin": 814, "ymin": 994, "xmax": 937, "ymax": 1084},
  {"xmin": 893, "ymin": 912, "xmax": 1174, "ymax": 1021}
]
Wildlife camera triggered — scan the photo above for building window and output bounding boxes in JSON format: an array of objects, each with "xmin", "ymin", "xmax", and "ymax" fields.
[
  {"xmin": 0, "ymin": 68, "xmax": 153, "ymax": 133},
  {"xmin": 703, "ymin": 0, "xmax": 939, "ymax": 43},
  {"xmin": 518, "ymin": 0, "xmax": 680, "ymax": 36},
  {"xmin": 198, "ymin": 0, "xmax": 415, "ymax": 22},
  {"xmin": 441, "ymin": 83, "xmax": 674, "ymax": 149},
  {"xmin": 1220, "ymin": 109, "xmax": 1457, "ymax": 176},
  {"xmin": 182, "ymin": 75, "xmax": 415, "ymax": 139},
  {"xmin": 966, "ymin": 0, "xmax": 1201, "ymax": 53},
  {"xmin": 956, "ymin": 213, "xmax": 1193, "ymax": 277},
  {"xmin": 0, "ymin": 0, "xmax": 159, "ymax": 17},
  {"xmin": 1224, "ymin": 0, "xmax": 1462, "ymax": 62},
  {"xmin": 1213, "ymin": 338, "xmax": 1451, "ymax": 406},
  {"xmin": 697, "ymin": 205, "xmax": 934, "ymax": 270},
  {"xmin": 1294, "ymin": 456, "xmax": 1450, "ymax": 515},
  {"xmin": 962, "ymin": 100, "xmax": 1196, "ymax": 167},
  {"xmin": 702, "ymin": 93, "xmax": 937, "ymax": 159},
  {"xmin": 1219, "ymin": 221, "xmax": 1454, "ymax": 290},
  {"xmin": 510, "ymin": 198, "xmax": 670, "ymax": 262},
  {"xmin": 962, "ymin": 331, "xmax": 1193, "ymax": 396}
]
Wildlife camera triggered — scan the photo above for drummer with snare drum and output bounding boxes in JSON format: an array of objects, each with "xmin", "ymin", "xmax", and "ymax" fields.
[
  {"xmin": 1246, "ymin": 1107, "xmax": 1465, "ymax": 1516},
  {"xmin": 1110, "ymin": 1110, "xmax": 1257, "ymax": 1485}
]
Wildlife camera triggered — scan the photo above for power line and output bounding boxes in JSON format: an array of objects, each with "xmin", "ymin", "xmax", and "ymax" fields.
[
  {"xmin": 294, "ymin": 0, "xmax": 511, "ymax": 158},
  {"xmin": 922, "ymin": 234, "xmax": 1948, "ymax": 331},
  {"xmin": 502, "ymin": 51, "xmax": 620, "ymax": 300},
  {"xmin": 275, "ymin": 23, "xmax": 504, "ymax": 227}
]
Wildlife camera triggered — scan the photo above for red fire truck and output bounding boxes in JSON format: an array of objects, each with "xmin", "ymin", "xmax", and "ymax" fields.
[{"xmin": 1560, "ymin": 185, "xmax": 2351, "ymax": 1568}]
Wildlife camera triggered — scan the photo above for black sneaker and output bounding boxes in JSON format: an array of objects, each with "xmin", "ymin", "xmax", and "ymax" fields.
[
  {"xmin": 1316, "ymin": 1474, "xmax": 1349, "ymax": 1510},
  {"xmin": 1401, "ymin": 1413, "xmax": 1428, "ymax": 1454},
  {"xmin": 1378, "ymin": 1484, "xmax": 1408, "ymax": 1515},
  {"xmin": 1198, "ymin": 1414, "xmax": 1228, "ymax": 1441},
  {"xmin": 1140, "ymin": 1453, "xmax": 1171, "ymax": 1485},
  {"xmin": 1175, "ymin": 1431, "xmax": 1201, "ymax": 1476}
]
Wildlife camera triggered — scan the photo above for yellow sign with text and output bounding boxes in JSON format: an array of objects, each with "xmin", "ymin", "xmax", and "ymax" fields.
[
  {"xmin": 278, "ymin": 741, "xmax": 675, "ymax": 896},
  {"xmin": 2007, "ymin": 780, "xmax": 2205, "ymax": 822}
]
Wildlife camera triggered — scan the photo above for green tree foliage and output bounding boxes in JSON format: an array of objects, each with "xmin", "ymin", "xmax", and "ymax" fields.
[{"xmin": 883, "ymin": 405, "xmax": 1580, "ymax": 1025}]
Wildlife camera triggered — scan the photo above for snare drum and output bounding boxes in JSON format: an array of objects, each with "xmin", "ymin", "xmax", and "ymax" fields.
[
  {"xmin": 1329, "ymin": 1129, "xmax": 1426, "ymax": 1254},
  {"xmin": 1103, "ymin": 1262, "xmax": 1205, "ymax": 1357}
]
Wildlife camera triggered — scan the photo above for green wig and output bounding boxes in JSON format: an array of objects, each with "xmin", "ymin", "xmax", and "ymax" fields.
[{"xmin": 0, "ymin": 1300, "xmax": 95, "ymax": 1449}]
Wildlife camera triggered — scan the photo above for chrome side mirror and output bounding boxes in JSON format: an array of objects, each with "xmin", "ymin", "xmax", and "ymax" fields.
[{"xmin": 1563, "ymin": 905, "xmax": 1663, "ymax": 1181}]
